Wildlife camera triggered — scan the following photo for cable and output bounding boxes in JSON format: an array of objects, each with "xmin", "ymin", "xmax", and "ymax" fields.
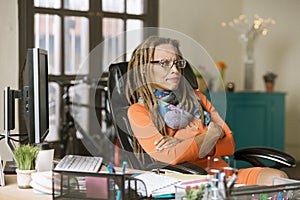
[
  {"xmin": 0, "ymin": 133, "xmax": 28, "ymax": 143},
  {"xmin": 6, "ymin": 133, "xmax": 28, "ymax": 137},
  {"xmin": 8, "ymin": 136, "xmax": 28, "ymax": 143},
  {"xmin": 0, "ymin": 135, "xmax": 5, "ymax": 140}
]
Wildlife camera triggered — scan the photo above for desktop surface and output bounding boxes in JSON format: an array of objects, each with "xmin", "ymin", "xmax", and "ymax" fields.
[{"xmin": 0, "ymin": 174, "xmax": 51, "ymax": 200}]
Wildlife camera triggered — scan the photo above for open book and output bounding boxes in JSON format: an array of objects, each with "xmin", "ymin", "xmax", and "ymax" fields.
[{"xmin": 132, "ymin": 172, "xmax": 182, "ymax": 197}]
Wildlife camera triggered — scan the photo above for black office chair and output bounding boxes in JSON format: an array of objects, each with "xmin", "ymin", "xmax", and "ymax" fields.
[{"xmin": 107, "ymin": 61, "xmax": 296, "ymax": 174}]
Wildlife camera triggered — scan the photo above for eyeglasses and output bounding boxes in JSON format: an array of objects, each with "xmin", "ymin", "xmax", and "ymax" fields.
[{"xmin": 150, "ymin": 59, "xmax": 186, "ymax": 69}]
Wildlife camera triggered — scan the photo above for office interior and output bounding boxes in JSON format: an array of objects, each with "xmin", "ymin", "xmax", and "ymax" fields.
[{"xmin": 1, "ymin": 0, "xmax": 300, "ymax": 181}]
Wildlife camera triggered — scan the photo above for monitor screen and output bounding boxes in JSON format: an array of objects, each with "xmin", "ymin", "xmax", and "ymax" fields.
[
  {"xmin": 21, "ymin": 48, "xmax": 49, "ymax": 144},
  {"xmin": 3, "ymin": 87, "xmax": 20, "ymax": 131}
]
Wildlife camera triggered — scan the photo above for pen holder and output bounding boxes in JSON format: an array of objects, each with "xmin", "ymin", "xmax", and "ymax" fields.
[{"xmin": 52, "ymin": 170, "xmax": 146, "ymax": 200}]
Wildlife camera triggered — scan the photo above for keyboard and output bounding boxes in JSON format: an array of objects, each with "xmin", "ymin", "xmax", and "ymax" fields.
[{"xmin": 54, "ymin": 155, "xmax": 103, "ymax": 173}]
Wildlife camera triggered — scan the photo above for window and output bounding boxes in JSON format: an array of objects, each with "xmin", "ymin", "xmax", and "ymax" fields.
[{"xmin": 18, "ymin": 0, "xmax": 158, "ymax": 155}]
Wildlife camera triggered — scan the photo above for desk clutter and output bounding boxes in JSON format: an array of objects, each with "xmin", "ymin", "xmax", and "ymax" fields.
[
  {"xmin": 49, "ymin": 160, "xmax": 300, "ymax": 200},
  {"xmin": 2, "ymin": 153, "xmax": 300, "ymax": 199},
  {"xmin": 16, "ymin": 154, "xmax": 300, "ymax": 200},
  {"xmin": 50, "ymin": 172, "xmax": 300, "ymax": 200}
]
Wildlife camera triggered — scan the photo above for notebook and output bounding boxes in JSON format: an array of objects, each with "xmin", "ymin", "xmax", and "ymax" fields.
[{"xmin": 132, "ymin": 172, "xmax": 182, "ymax": 197}]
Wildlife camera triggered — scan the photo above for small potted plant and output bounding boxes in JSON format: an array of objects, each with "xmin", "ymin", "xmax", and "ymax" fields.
[
  {"xmin": 263, "ymin": 71, "xmax": 277, "ymax": 93},
  {"xmin": 14, "ymin": 144, "xmax": 40, "ymax": 188}
]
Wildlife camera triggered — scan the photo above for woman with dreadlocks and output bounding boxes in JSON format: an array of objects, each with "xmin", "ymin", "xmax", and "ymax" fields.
[{"xmin": 125, "ymin": 36, "xmax": 287, "ymax": 185}]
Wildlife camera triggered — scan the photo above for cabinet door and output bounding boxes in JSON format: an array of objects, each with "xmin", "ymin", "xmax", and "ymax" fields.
[
  {"xmin": 227, "ymin": 96, "xmax": 272, "ymax": 150},
  {"xmin": 204, "ymin": 92, "xmax": 285, "ymax": 156},
  {"xmin": 225, "ymin": 93, "xmax": 285, "ymax": 152}
]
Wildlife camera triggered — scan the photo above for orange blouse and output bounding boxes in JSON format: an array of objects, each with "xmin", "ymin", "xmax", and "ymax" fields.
[{"xmin": 128, "ymin": 90, "xmax": 235, "ymax": 168}]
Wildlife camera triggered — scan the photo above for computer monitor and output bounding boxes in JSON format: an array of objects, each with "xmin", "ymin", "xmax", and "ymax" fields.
[
  {"xmin": 3, "ymin": 48, "xmax": 49, "ymax": 154},
  {"xmin": 21, "ymin": 48, "xmax": 49, "ymax": 144},
  {"xmin": 3, "ymin": 48, "xmax": 49, "ymax": 173}
]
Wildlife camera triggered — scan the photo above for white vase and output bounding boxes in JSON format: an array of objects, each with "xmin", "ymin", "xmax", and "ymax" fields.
[
  {"xmin": 240, "ymin": 32, "xmax": 257, "ymax": 91},
  {"xmin": 244, "ymin": 59, "xmax": 255, "ymax": 90},
  {"xmin": 16, "ymin": 169, "xmax": 36, "ymax": 189}
]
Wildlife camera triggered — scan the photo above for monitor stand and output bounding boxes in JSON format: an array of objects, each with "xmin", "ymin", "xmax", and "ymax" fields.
[
  {"xmin": 3, "ymin": 131, "xmax": 17, "ymax": 174},
  {"xmin": 3, "ymin": 160, "xmax": 17, "ymax": 174},
  {"xmin": 3, "ymin": 87, "xmax": 19, "ymax": 174}
]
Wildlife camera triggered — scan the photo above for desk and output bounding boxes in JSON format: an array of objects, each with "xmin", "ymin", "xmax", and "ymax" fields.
[
  {"xmin": 0, "ymin": 165, "xmax": 133, "ymax": 200},
  {"xmin": 0, "ymin": 175, "xmax": 51, "ymax": 200}
]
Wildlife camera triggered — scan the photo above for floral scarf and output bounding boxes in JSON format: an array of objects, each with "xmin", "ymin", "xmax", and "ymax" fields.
[{"xmin": 139, "ymin": 90, "xmax": 212, "ymax": 130}]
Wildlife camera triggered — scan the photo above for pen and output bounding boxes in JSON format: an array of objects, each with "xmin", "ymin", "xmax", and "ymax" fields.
[
  {"xmin": 116, "ymin": 189, "xmax": 121, "ymax": 200},
  {"xmin": 223, "ymin": 173, "xmax": 228, "ymax": 198},
  {"xmin": 121, "ymin": 161, "xmax": 127, "ymax": 174},
  {"xmin": 108, "ymin": 178, "xmax": 115, "ymax": 199},
  {"xmin": 153, "ymin": 194, "xmax": 175, "ymax": 199},
  {"xmin": 109, "ymin": 162, "xmax": 116, "ymax": 173},
  {"xmin": 227, "ymin": 171, "xmax": 237, "ymax": 189},
  {"xmin": 130, "ymin": 172, "xmax": 142, "ymax": 177},
  {"xmin": 106, "ymin": 164, "xmax": 113, "ymax": 174}
]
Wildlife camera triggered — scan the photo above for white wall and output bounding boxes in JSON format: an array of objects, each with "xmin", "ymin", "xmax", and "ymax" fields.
[
  {"xmin": 159, "ymin": 0, "xmax": 243, "ymax": 89},
  {"xmin": 0, "ymin": 0, "xmax": 18, "ymax": 161},
  {"xmin": 160, "ymin": 0, "xmax": 300, "ymax": 159},
  {"xmin": 0, "ymin": 0, "xmax": 299, "ymax": 161},
  {"xmin": 242, "ymin": 0, "xmax": 300, "ymax": 160}
]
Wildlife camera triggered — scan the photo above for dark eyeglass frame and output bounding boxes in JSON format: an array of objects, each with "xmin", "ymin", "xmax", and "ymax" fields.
[{"xmin": 150, "ymin": 59, "xmax": 187, "ymax": 69}]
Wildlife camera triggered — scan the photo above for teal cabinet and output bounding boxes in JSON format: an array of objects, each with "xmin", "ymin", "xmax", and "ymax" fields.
[{"xmin": 205, "ymin": 92, "xmax": 285, "ymax": 151}]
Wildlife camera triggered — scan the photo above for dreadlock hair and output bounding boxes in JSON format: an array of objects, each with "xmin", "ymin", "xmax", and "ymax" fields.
[{"xmin": 125, "ymin": 36, "xmax": 204, "ymax": 156}]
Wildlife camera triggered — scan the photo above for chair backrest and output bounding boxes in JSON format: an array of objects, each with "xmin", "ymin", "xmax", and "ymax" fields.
[{"xmin": 107, "ymin": 61, "xmax": 198, "ymax": 169}]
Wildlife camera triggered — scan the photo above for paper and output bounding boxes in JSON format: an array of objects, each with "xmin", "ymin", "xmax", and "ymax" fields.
[
  {"xmin": 164, "ymin": 172, "xmax": 208, "ymax": 181},
  {"xmin": 30, "ymin": 171, "xmax": 60, "ymax": 194},
  {"xmin": 0, "ymin": 156, "xmax": 5, "ymax": 186},
  {"xmin": 35, "ymin": 149, "xmax": 54, "ymax": 172},
  {"xmin": 132, "ymin": 172, "xmax": 182, "ymax": 197},
  {"xmin": 272, "ymin": 176, "xmax": 300, "ymax": 185}
]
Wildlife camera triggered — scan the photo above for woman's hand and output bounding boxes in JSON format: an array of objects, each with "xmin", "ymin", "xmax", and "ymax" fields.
[
  {"xmin": 207, "ymin": 122, "xmax": 225, "ymax": 139},
  {"xmin": 196, "ymin": 122, "xmax": 225, "ymax": 158},
  {"xmin": 154, "ymin": 136, "xmax": 182, "ymax": 151}
]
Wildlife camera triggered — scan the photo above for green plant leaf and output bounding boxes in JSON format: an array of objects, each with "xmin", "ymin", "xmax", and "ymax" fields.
[{"xmin": 14, "ymin": 144, "xmax": 40, "ymax": 170}]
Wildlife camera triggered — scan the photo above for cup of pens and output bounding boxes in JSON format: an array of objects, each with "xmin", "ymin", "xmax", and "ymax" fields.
[{"xmin": 204, "ymin": 156, "xmax": 238, "ymax": 199}]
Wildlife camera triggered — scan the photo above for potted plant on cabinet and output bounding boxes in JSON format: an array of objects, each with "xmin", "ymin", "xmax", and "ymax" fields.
[
  {"xmin": 14, "ymin": 144, "xmax": 40, "ymax": 188},
  {"xmin": 263, "ymin": 71, "xmax": 277, "ymax": 93}
]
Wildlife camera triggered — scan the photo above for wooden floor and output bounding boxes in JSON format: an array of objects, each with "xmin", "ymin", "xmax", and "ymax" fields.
[{"xmin": 285, "ymin": 161, "xmax": 300, "ymax": 180}]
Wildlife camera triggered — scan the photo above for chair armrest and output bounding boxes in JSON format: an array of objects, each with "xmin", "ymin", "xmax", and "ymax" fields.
[
  {"xmin": 234, "ymin": 146, "xmax": 296, "ymax": 169},
  {"xmin": 145, "ymin": 161, "xmax": 208, "ymax": 175}
]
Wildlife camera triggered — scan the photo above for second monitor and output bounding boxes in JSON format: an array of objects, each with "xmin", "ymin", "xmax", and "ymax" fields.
[{"xmin": 21, "ymin": 48, "xmax": 49, "ymax": 144}]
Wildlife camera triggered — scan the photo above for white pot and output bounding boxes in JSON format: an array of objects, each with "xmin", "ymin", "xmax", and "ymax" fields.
[{"xmin": 16, "ymin": 169, "xmax": 36, "ymax": 189}]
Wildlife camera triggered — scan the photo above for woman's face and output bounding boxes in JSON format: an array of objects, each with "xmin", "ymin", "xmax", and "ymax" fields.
[{"xmin": 149, "ymin": 44, "xmax": 182, "ymax": 91}]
